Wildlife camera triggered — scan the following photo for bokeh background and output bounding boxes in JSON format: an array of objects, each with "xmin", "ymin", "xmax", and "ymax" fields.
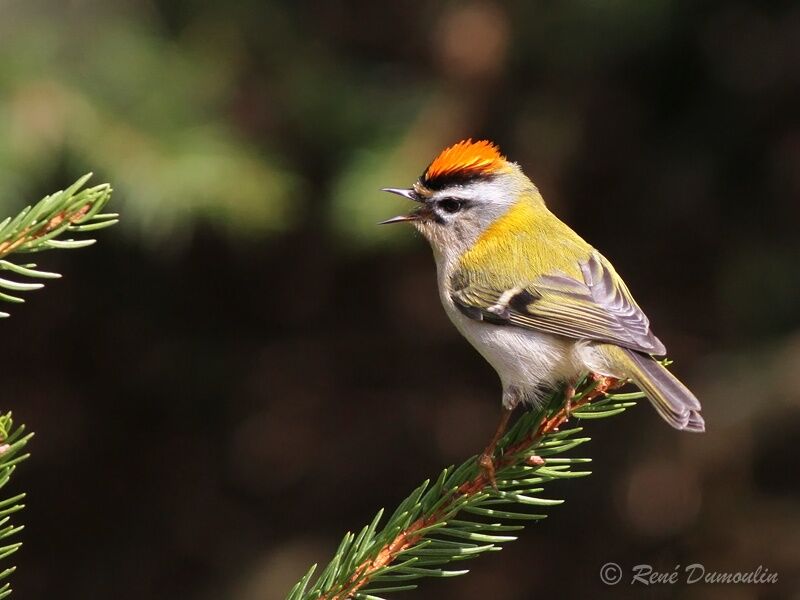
[{"xmin": 1, "ymin": 0, "xmax": 799, "ymax": 598}]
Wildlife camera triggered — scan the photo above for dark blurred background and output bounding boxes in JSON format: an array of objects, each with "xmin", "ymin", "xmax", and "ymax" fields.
[{"xmin": 1, "ymin": 0, "xmax": 799, "ymax": 598}]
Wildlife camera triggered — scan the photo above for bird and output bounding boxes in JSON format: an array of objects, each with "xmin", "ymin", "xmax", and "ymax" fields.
[{"xmin": 381, "ymin": 139, "xmax": 704, "ymax": 483}]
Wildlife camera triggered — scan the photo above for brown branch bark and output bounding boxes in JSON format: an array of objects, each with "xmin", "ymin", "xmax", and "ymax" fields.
[{"xmin": 0, "ymin": 203, "xmax": 91, "ymax": 259}]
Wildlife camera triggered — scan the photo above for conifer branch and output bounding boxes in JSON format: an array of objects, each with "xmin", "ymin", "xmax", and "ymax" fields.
[
  {"xmin": 0, "ymin": 415, "xmax": 32, "ymax": 600},
  {"xmin": 0, "ymin": 174, "xmax": 117, "ymax": 318},
  {"xmin": 0, "ymin": 174, "xmax": 116, "ymax": 595},
  {"xmin": 287, "ymin": 376, "xmax": 646, "ymax": 599}
]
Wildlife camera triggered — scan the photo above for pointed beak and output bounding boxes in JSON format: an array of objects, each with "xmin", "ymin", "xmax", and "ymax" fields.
[
  {"xmin": 379, "ymin": 213, "xmax": 419, "ymax": 225},
  {"xmin": 379, "ymin": 187, "xmax": 427, "ymax": 225},
  {"xmin": 380, "ymin": 187, "xmax": 424, "ymax": 202}
]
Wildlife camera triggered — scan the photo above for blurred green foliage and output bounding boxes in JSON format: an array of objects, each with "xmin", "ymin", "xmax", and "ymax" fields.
[{"xmin": 0, "ymin": 3, "xmax": 298, "ymax": 239}]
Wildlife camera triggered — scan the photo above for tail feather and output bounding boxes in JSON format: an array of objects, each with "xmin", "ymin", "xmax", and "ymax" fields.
[
  {"xmin": 686, "ymin": 410, "xmax": 705, "ymax": 433},
  {"xmin": 616, "ymin": 347, "xmax": 705, "ymax": 432}
]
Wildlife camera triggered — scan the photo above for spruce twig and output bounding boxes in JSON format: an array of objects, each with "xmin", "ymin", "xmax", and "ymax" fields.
[
  {"xmin": 0, "ymin": 414, "xmax": 32, "ymax": 600},
  {"xmin": 287, "ymin": 375, "xmax": 643, "ymax": 600},
  {"xmin": 0, "ymin": 173, "xmax": 117, "ymax": 318},
  {"xmin": 0, "ymin": 174, "xmax": 116, "ymax": 596}
]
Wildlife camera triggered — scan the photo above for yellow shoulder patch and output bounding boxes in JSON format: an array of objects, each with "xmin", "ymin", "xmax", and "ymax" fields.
[{"xmin": 459, "ymin": 196, "xmax": 590, "ymax": 286}]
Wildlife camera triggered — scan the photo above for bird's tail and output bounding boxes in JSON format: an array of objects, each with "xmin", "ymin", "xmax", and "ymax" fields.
[{"xmin": 606, "ymin": 346, "xmax": 704, "ymax": 432}]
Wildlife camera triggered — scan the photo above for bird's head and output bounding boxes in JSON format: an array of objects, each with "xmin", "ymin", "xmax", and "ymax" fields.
[{"xmin": 381, "ymin": 139, "xmax": 539, "ymax": 257}]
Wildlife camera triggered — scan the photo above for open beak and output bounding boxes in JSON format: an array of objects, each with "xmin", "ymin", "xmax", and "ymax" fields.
[
  {"xmin": 379, "ymin": 214, "xmax": 419, "ymax": 225},
  {"xmin": 379, "ymin": 187, "xmax": 426, "ymax": 225},
  {"xmin": 380, "ymin": 187, "xmax": 424, "ymax": 202}
]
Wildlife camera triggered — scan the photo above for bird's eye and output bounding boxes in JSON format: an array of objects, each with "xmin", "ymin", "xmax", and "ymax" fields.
[{"xmin": 438, "ymin": 198, "xmax": 464, "ymax": 214}]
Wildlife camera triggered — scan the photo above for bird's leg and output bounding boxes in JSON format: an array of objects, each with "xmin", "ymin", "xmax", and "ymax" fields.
[
  {"xmin": 563, "ymin": 382, "xmax": 577, "ymax": 418},
  {"xmin": 478, "ymin": 407, "xmax": 513, "ymax": 490},
  {"xmin": 479, "ymin": 388, "xmax": 520, "ymax": 490}
]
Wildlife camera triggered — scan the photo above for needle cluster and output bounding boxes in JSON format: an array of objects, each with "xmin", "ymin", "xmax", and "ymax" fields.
[{"xmin": 0, "ymin": 174, "xmax": 117, "ymax": 318}]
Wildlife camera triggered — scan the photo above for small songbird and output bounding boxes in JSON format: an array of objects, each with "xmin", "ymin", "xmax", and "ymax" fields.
[{"xmin": 381, "ymin": 139, "xmax": 703, "ymax": 481}]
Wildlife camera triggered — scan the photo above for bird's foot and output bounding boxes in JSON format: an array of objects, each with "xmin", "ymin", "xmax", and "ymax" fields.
[{"xmin": 589, "ymin": 373, "xmax": 622, "ymax": 396}]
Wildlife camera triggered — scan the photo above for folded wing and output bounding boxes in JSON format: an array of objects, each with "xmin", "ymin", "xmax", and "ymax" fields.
[{"xmin": 450, "ymin": 251, "xmax": 666, "ymax": 355}]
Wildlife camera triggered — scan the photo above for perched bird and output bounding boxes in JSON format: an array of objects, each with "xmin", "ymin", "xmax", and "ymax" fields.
[{"xmin": 381, "ymin": 139, "xmax": 703, "ymax": 482}]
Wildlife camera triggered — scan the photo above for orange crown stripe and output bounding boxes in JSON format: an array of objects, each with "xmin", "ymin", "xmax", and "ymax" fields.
[{"xmin": 424, "ymin": 139, "xmax": 507, "ymax": 182}]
